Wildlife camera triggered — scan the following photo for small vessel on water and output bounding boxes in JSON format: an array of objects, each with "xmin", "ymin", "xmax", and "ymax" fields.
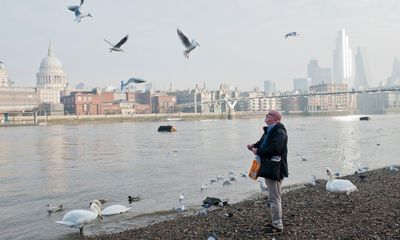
[
  {"xmin": 158, "ymin": 125, "xmax": 177, "ymax": 132},
  {"xmin": 359, "ymin": 116, "xmax": 371, "ymax": 121}
]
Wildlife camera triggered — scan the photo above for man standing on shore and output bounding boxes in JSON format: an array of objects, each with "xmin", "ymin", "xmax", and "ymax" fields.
[{"xmin": 247, "ymin": 109, "xmax": 288, "ymax": 235}]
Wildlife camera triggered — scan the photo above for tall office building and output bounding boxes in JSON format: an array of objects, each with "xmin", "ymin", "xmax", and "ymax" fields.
[
  {"xmin": 264, "ymin": 80, "xmax": 276, "ymax": 92},
  {"xmin": 307, "ymin": 59, "xmax": 332, "ymax": 85},
  {"xmin": 293, "ymin": 78, "xmax": 311, "ymax": 91},
  {"xmin": 333, "ymin": 29, "xmax": 353, "ymax": 86},
  {"xmin": 386, "ymin": 57, "xmax": 400, "ymax": 87},
  {"xmin": 353, "ymin": 47, "xmax": 370, "ymax": 89},
  {"xmin": 308, "ymin": 60, "xmax": 319, "ymax": 85}
]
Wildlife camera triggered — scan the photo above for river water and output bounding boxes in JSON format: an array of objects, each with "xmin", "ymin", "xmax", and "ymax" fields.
[{"xmin": 0, "ymin": 114, "xmax": 399, "ymax": 240}]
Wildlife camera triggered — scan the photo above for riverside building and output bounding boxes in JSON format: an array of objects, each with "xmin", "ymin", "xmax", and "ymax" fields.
[{"xmin": 36, "ymin": 42, "xmax": 70, "ymax": 115}]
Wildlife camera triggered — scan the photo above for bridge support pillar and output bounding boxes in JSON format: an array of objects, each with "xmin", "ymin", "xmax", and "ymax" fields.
[
  {"xmin": 227, "ymin": 108, "xmax": 235, "ymax": 120},
  {"xmin": 224, "ymin": 99, "xmax": 237, "ymax": 120},
  {"xmin": 33, "ymin": 111, "xmax": 38, "ymax": 124}
]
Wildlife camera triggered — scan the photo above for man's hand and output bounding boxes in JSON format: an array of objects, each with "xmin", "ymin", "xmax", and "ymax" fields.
[{"xmin": 252, "ymin": 148, "xmax": 257, "ymax": 155}]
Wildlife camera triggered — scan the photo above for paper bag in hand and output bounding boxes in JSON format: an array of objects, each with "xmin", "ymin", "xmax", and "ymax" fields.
[{"xmin": 248, "ymin": 155, "xmax": 261, "ymax": 180}]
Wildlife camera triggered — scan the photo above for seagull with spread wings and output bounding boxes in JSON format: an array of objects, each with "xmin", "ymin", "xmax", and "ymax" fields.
[
  {"xmin": 104, "ymin": 34, "xmax": 129, "ymax": 53},
  {"xmin": 67, "ymin": 0, "xmax": 92, "ymax": 23},
  {"xmin": 120, "ymin": 77, "xmax": 146, "ymax": 90},
  {"xmin": 177, "ymin": 28, "xmax": 200, "ymax": 59},
  {"xmin": 284, "ymin": 32, "xmax": 300, "ymax": 39}
]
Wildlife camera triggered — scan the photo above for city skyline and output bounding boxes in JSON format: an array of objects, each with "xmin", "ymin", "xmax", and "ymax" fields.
[{"xmin": 1, "ymin": 1, "xmax": 400, "ymax": 91}]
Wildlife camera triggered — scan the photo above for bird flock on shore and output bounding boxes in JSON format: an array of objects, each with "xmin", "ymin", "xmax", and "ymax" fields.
[
  {"xmin": 51, "ymin": 140, "xmax": 400, "ymax": 236},
  {"xmin": 52, "ymin": 168, "xmax": 255, "ymax": 235}
]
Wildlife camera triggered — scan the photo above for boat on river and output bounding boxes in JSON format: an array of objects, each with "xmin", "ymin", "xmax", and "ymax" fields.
[
  {"xmin": 359, "ymin": 116, "xmax": 371, "ymax": 121},
  {"xmin": 158, "ymin": 125, "xmax": 177, "ymax": 132}
]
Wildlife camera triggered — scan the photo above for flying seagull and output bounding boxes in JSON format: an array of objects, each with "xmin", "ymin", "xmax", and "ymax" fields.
[
  {"xmin": 67, "ymin": 0, "xmax": 92, "ymax": 23},
  {"xmin": 284, "ymin": 32, "xmax": 299, "ymax": 39},
  {"xmin": 104, "ymin": 34, "xmax": 129, "ymax": 53},
  {"xmin": 177, "ymin": 28, "xmax": 200, "ymax": 58},
  {"xmin": 120, "ymin": 77, "xmax": 146, "ymax": 90}
]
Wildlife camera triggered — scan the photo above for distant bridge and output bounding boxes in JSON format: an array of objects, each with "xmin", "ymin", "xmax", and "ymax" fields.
[
  {"xmin": 176, "ymin": 86, "xmax": 400, "ymax": 107},
  {"xmin": 0, "ymin": 104, "xmax": 38, "ymax": 113}
]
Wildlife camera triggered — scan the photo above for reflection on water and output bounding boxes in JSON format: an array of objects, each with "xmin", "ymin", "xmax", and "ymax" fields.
[
  {"xmin": 37, "ymin": 127, "xmax": 68, "ymax": 193},
  {"xmin": 0, "ymin": 114, "xmax": 399, "ymax": 240}
]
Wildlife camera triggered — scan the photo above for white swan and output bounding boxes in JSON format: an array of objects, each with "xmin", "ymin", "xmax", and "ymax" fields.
[
  {"xmin": 326, "ymin": 167, "xmax": 357, "ymax": 197},
  {"xmin": 101, "ymin": 205, "xmax": 131, "ymax": 216},
  {"xmin": 56, "ymin": 200, "xmax": 102, "ymax": 234}
]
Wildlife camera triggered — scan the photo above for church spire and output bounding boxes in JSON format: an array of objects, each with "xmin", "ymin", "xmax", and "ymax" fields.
[{"xmin": 48, "ymin": 41, "xmax": 54, "ymax": 57}]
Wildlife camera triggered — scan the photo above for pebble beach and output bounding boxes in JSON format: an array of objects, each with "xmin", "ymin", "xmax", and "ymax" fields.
[{"xmin": 84, "ymin": 167, "xmax": 399, "ymax": 240}]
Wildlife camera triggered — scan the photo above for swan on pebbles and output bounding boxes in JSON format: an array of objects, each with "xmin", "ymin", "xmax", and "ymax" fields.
[
  {"xmin": 90, "ymin": 200, "xmax": 131, "ymax": 216},
  {"xmin": 56, "ymin": 200, "xmax": 103, "ymax": 234},
  {"xmin": 326, "ymin": 167, "xmax": 358, "ymax": 200},
  {"xmin": 102, "ymin": 204, "xmax": 131, "ymax": 216}
]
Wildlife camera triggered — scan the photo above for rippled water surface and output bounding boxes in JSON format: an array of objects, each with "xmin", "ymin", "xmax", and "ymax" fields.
[{"xmin": 0, "ymin": 114, "xmax": 399, "ymax": 239}]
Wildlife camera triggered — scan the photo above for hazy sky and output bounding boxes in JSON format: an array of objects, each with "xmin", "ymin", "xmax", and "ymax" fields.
[{"xmin": 1, "ymin": 0, "xmax": 400, "ymax": 91}]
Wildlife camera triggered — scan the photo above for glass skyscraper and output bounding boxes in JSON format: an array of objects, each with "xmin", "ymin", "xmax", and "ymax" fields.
[{"xmin": 333, "ymin": 29, "xmax": 353, "ymax": 87}]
